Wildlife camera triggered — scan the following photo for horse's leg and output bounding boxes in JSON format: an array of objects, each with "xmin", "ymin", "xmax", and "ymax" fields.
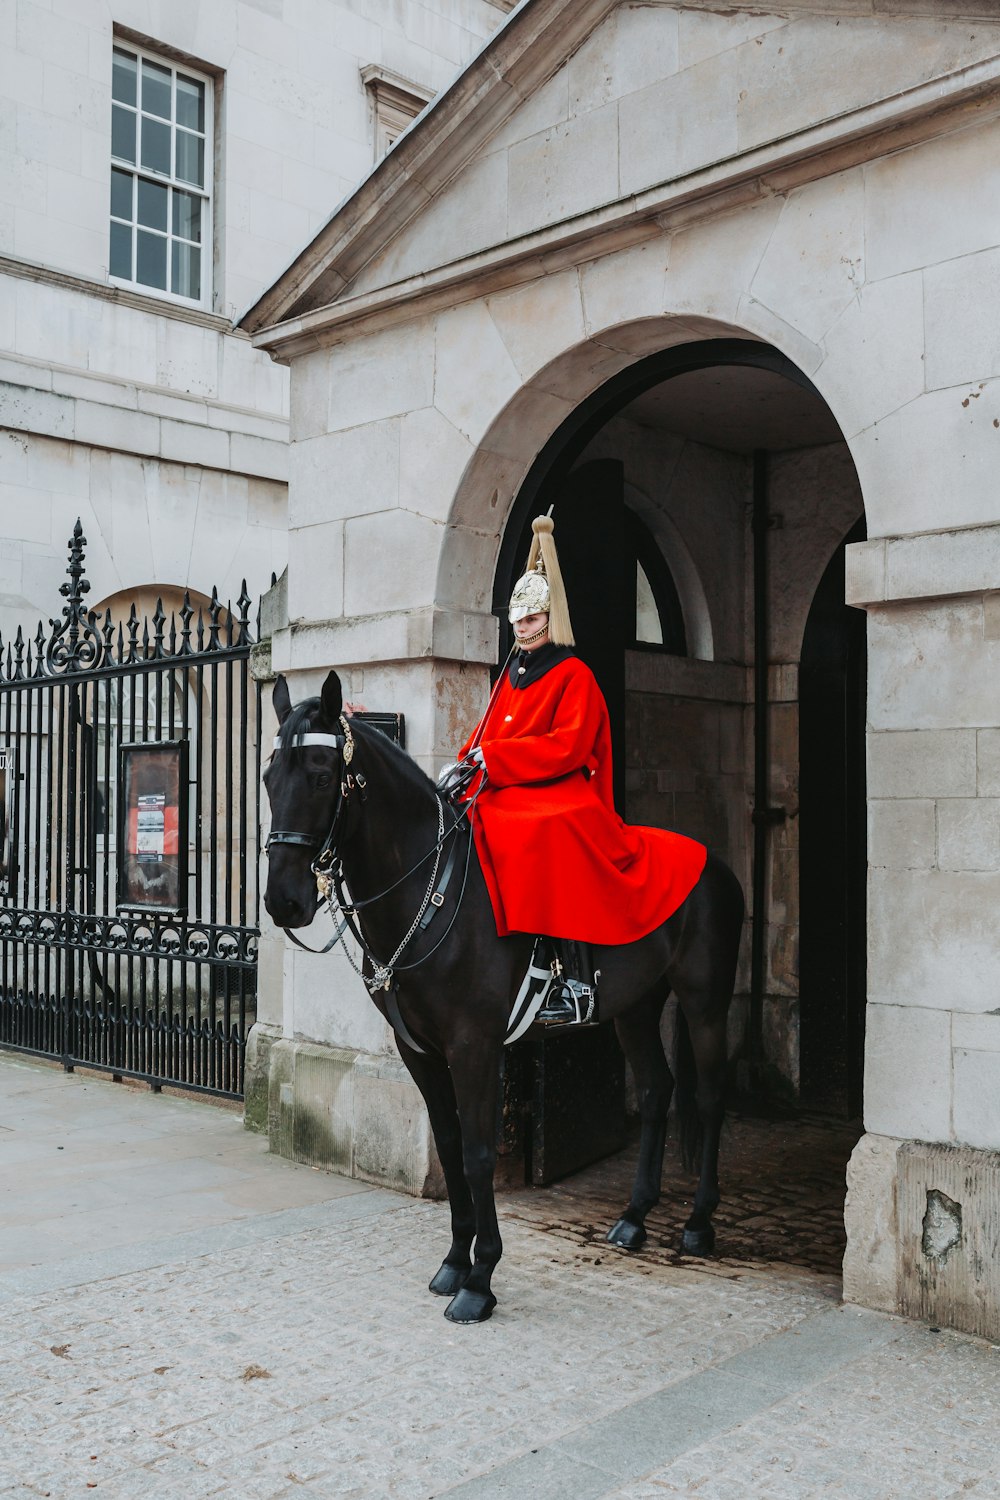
[
  {"xmin": 677, "ymin": 1010, "xmax": 728, "ymax": 1255},
  {"xmin": 395, "ymin": 1039, "xmax": 474, "ymax": 1297},
  {"xmin": 440, "ymin": 1039, "xmax": 504, "ymax": 1325},
  {"xmin": 606, "ymin": 989, "xmax": 672, "ymax": 1251}
]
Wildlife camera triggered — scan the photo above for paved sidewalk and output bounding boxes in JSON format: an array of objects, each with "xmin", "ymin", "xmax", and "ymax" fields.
[{"xmin": 1, "ymin": 1054, "xmax": 998, "ymax": 1500}]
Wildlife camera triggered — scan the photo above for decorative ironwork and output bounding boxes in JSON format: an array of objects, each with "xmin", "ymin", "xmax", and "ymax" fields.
[
  {"xmin": 0, "ymin": 524, "xmax": 261, "ymax": 1099},
  {"xmin": 44, "ymin": 520, "xmax": 107, "ymax": 676}
]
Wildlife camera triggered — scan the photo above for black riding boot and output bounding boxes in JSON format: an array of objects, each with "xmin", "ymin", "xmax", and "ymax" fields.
[{"xmin": 536, "ymin": 939, "xmax": 599, "ymax": 1025}]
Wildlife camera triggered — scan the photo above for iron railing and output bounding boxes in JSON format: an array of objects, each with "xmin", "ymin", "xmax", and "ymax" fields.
[{"xmin": 0, "ymin": 521, "xmax": 261, "ymax": 1097}]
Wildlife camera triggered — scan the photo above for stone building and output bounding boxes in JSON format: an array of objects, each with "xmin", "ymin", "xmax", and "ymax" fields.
[
  {"xmin": 243, "ymin": 0, "xmax": 1000, "ymax": 1339},
  {"xmin": 0, "ymin": 0, "xmax": 510, "ymax": 638}
]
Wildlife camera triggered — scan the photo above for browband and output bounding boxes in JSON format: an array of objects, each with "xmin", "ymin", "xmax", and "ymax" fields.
[{"xmin": 273, "ymin": 733, "xmax": 346, "ymax": 750}]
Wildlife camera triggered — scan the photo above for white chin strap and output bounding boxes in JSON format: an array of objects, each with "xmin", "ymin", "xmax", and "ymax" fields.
[{"xmin": 273, "ymin": 733, "xmax": 345, "ymax": 750}]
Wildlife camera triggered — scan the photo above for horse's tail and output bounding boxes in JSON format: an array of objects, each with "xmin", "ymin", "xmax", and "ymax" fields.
[{"xmin": 674, "ymin": 1007, "xmax": 702, "ymax": 1174}]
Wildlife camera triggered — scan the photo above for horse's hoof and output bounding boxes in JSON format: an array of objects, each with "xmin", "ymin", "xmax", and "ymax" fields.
[
  {"xmin": 680, "ymin": 1226, "xmax": 715, "ymax": 1256},
  {"xmin": 606, "ymin": 1217, "xmax": 647, "ymax": 1251},
  {"xmin": 428, "ymin": 1262, "xmax": 470, "ymax": 1297},
  {"xmin": 444, "ymin": 1287, "xmax": 497, "ymax": 1324}
]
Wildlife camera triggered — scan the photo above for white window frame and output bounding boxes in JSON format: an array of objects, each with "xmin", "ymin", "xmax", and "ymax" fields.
[
  {"xmin": 109, "ymin": 40, "xmax": 214, "ymax": 311},
  {"xmin": 361, "ymin": 65, "xmax": 434, "ymax": 161}
]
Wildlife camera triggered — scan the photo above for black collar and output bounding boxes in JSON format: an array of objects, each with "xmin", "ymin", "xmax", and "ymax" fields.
[{"xmin": 508, "ymin": 642, "xmax": 575, "ymax": 689}]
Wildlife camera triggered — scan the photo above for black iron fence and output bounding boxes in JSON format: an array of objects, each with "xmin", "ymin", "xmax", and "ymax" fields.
[{"xmin": 0, "ymin": 522, "xmax": 261, "ymax": 1097}]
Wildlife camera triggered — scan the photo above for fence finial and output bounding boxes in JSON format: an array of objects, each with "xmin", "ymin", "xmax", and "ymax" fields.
[{"xmin": 45, "ymin": 519, "xmax": 105, "ymax": 674}]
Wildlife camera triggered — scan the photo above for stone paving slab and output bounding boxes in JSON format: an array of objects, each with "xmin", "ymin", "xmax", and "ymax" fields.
[{"xmin": 2, "ymin": 1054, "xmax": 999, "ymax": 1500}]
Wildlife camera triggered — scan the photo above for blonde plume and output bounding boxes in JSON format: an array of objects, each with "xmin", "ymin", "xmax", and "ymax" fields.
[{"xmin": 526, "ymin": 515, "xmax": 574, "ymax": 646}]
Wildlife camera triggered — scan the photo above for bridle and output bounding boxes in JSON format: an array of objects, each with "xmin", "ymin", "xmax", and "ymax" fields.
[{"xmin": 265, "ymin": 714, "xmax": 478, "ymax": 1009}]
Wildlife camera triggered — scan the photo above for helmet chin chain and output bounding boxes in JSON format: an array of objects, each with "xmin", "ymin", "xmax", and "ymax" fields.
[{"xmin": 516, "ymin": 624, "xmax": 549, "ymax": 648}]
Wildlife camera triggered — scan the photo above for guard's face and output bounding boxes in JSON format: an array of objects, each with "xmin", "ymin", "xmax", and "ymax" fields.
[{"xmin": 513, "ymin": 612, "xmax": 549, "ymax": 651}]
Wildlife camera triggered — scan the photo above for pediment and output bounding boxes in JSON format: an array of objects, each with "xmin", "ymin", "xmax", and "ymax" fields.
[{"xmin": 241, "ymin": 0, "xmax": 1000, "ymax": 346}]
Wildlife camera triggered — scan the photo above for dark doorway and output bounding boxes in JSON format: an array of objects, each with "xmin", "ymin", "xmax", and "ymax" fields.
[{"xmin": 799, "ymin": 518, "xmax": 867, "ymax": 1117}]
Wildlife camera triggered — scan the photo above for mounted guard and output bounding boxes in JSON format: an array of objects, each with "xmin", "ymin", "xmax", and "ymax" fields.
[{"xmin": 439, "ymin": 515, "xmax": 709, "ymax": 1025}]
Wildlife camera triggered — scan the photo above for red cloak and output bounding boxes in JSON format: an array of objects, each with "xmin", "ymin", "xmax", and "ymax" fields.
[{"xmin": 459, "ymin": 654, "xmax": 707, "ymax": 944}]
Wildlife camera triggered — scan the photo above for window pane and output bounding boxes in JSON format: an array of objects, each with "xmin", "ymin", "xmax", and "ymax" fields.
[
  {"xmin": 175, "ymin": 129, "xmax": 204, "ymax": 187},
  {"xmin": 110, "ymin": 220, "xmax": 132, "ymax": 279},
  {"xmin": 136, "ymin": 228, "xmax": 167, "ymax": 289},
  {"xmin": 176, "ymin": 74, "xmax": 204, "ymax": 132},
  {"xmin": 110, "ymin": 166, "xmax": 133, "ymax": 221},
  {"xmin": 172, "ymin": 189, "xmax": 201, "ymax": 243},
  {"xmin": 137, "ymin": 177, "xmax": 168, "ymax": 231},
  {"xmin": 636, "ymin": 562, "xmax": 663, "ymax": 646},
  {"xmin": 171, "ymin": 239, "xmax": 201, "ymax": 301},
  {"xmin": 111, "ymin": 104, "xmax": 136, "ymax": 164},
  {"xmin": 112, "ymin": 48, "xmax": 137, "ymax": 106},
  {"xmin": 141, "ymin": 59, "xmax": 172, "ymax": 120},
  {"xmin": 140, "ymin": 115, "xmax": 170, "ymax": 174}
]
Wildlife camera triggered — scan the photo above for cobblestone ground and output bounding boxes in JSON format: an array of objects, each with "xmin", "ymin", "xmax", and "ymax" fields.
[
  {"xmin": 502, "ymin": 1112, "xmax": 861, "ymax": 1287},
  {"xmin": 2, "ymin": 1061, "xmax": 999, "ymax": 1500}
]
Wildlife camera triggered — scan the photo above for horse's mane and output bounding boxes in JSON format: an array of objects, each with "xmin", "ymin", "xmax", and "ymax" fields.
[{"xmin": 275, "ymin": 697, "xmax": 438, "ymax": 799}]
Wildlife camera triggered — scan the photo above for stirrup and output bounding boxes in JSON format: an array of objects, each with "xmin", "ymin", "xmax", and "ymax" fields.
[{"xmin": 536, "ymin": 976, "xmax": 598, "ymax": 1026}]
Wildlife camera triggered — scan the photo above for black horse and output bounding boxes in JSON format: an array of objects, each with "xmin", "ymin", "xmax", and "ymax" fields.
[{"xmin": 263, "ymin": 670, "xmax": 744, "ymax": 1324}]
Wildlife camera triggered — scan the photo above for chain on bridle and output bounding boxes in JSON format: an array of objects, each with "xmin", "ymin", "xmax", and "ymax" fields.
[{"xmin": 266, "ymin": 715, "xmax": 477, "ymax": 997}]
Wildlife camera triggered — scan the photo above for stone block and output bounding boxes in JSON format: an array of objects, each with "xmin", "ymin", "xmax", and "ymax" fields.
[
  {"xmin": 751, "ymin": 169, "xmax": 864, "ymax": 345},
  {"xmin": 160, "ymin": 417, "xmax": 230, "ymax": 471},
  {"xmin": 882, "ymin": 526, "xmax": 1000, "ymax": 606},
  {"xmin": 937, "ymin": 798, "xmax": 1000, "ymax": 872},
  {"xmin": 343, "ymin": 508, "xmax": 442, "ymax": 617},
  {"xmin": 434, "ymin": 298, "xmax": 522, "ymax": 444},
  {"xmin": 352, "ymin": 150, "xmax": 509, "ymax": 296},
  {"xmin": 842, "ymin": 1131, "xmax": 901, "ymax": 1315},
  {"xmin": 290, "ymin": 349, "xmax": 333, "ymax": 443},
  {"xmin": 953, "ymin": 1047, "xmax": 1000, "ymax": 1151},
  {"xmin": 816, "ymin": 270, "xmax": 925, "ymax": 442},
  {"xmin": 353, "ymin": 1052, "xmax": 443, "ymax": 1198},
  {"xmin": 867, "ymin": 798, "xmax": 936, "ymax": 870},
  {"xmin": 580, "ymin": 239, "xmax": 669, "ymax": 340},
  {"xmin": 397, "ymin": 406, "xmax": 475, "ymax": 524},
  {"xmin": 924, "ymin": 246, "xmax": 1000, "ymax": 391},
  {"xmin": 572, "ymin": 6, "xmax": 680, "ymax": 114},
  {"xmin": 486, "ymin": 270, "xmax": 586, "ymax": 384},
  {"xmin": 508, "ymin": 99, "xmax": 619, "ymax": 239},
  {"xmin": 287, "ymin": 518, "xmax": 344, "ymax": 624},
  {"xmin": 869, "ymin": 867, "xmax": 1000, "ymax": 1013},
  {"xmin": 863, "ymin": 1001, "xmax": 951, "ymax": 1139},
  {"xmin": 242, "ymin": 1021, "xmax": 279, "ymax": 1136},
  {"xmin": 897, "ymin": 1140, "xmax": 1000, "ymax": 1341},
  {"xmin": 678, "ymin": 9, "xmax": 786, "ymax": 69},
  {"xmin": 867, "ymin": 599, "xmax": 1000, "ymax": 731},
  {"xmin": 327, "ymin": 321, "xmax": 435, "ymax": 432},
  {"xmin": 1, "ymin": 379, "xmax": 73, "ymax": 439},
  {"xmin": 619, "ymin": 49, "xmax": 737, "ymax": 197},
  {"xmin": 866, "ymin": 120, "xmax": 1000, "ymax": 281},
  {"xmin": 230, "ymin": 431, "xmax": 288, "ymax": 483},
  {"xmin": 977, "ymin": 729, "xmax": 1000, "ymax": 796},
  {"xmin": 74, "ymin": 400, "xmax": 159, "ymax": 458},
  {"xmin": 867, "ymin": 729, "xmax": 976, "ymax": 799}
]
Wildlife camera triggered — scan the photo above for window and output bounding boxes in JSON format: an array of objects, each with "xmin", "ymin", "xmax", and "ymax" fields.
[
  {"xmin": 361, "ymin": 65, "xmax": 434, "ymax": 161},
  {"xmin": 627, "ymin": 510, "xmax": 687, "ymax": 654},
  {"xmin": 109, "ymin": 43, "xmax": 212, "ymax": 306}
]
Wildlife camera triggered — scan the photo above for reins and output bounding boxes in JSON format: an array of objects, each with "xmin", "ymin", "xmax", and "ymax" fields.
[{"xmin": 266, "ymin": 714, "xmax": 482, "ymax": 998}]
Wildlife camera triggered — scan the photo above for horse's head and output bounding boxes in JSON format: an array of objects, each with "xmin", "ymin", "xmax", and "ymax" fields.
[{"xmin": 263, "ymin": 669, "xmax": 346, "ymax": 929}]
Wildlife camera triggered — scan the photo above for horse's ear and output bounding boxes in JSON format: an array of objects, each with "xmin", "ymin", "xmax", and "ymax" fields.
[
  {"xmin": 272, "ymin": 675, "xmax": 292, "ymax": 725},
  {"xmin": 320, "ymin": 670, "xmax": 343, "ymax": 725}
]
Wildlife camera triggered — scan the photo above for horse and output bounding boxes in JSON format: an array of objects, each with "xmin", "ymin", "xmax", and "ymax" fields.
[{"xmin": 263, "ymin": 669, "xmax": 745, "ymax": 1324}]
